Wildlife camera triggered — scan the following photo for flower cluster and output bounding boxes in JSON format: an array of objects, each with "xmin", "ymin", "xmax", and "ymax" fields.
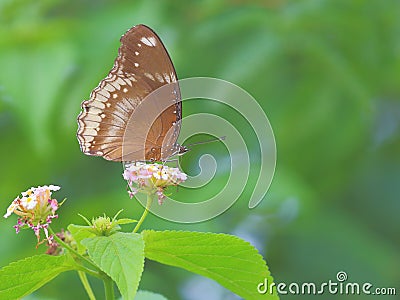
[
  {"xmin": 4, "ymin": 185, "xmax": 62, "ymax": 245},
  {"xmin": 123, "ymin": 163, "xmax": 187, "ymax": 204}
]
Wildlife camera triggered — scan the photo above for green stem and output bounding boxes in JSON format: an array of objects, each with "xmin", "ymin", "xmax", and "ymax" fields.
[
  {"xmin": 103, "ymin": 275, "xmax": 115, "ymax": 300},
  {"xmin": 133, "ymin": 194, "xmax": 153, "ymax": 233},
  {"xmin": 74, "ymin": 262, "xmax": 102, "ymax": 279},
  {"xmin": 78, "ymin": 271, "xmax": 96, "ymax": 300},
  {"xmin": 49, "ymin": 227, "xmax": 102, "ymax": 298},
  {"xmin": 49, "ymin": 227, "xmax": 100, "ymax": 273}
]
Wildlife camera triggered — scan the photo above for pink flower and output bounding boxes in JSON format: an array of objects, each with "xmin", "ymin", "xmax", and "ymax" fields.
[
  {"xmin": 4, "ymin": 185, "xmax": 62, "ymax": 246},
  {"xmin": 123, "ymin": 163, "xmax": 187, "ymax": 204}
]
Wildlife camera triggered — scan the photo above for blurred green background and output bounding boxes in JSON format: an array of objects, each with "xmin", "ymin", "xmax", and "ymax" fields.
[{"xmin": 1, "ymin": 0, "xmax": 399, "ymax": 299}]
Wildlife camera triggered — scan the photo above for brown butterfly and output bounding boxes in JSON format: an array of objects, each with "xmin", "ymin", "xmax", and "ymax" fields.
[{"xmin": 77, "ymin": 24, "xmax": 188, "ymax": 162}]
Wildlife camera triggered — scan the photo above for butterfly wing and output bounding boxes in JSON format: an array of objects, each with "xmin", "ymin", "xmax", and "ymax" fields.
[{"xmin": 77, "ymin": 24, "xmax": 181, "ymax": 162}]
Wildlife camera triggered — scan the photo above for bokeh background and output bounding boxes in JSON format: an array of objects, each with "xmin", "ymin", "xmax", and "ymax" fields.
[{"xmin": 1, "ymin": 0, "xmax": 399, "ymax": 299}]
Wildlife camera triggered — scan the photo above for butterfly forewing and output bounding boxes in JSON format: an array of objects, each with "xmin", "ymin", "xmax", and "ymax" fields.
[{"xmin": 77, "ymin": 24, "xmax": 181, "ymax": 162}]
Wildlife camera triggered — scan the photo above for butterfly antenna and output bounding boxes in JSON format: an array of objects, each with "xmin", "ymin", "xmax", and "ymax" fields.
[{"xmin": 185, "ymin": 136, "xmax": 226, "ymax": 148}]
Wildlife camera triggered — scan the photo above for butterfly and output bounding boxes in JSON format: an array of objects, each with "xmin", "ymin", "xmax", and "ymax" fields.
[{"xmin": 77, "ymin": 24, "xmax": 188, "ymax": 162}]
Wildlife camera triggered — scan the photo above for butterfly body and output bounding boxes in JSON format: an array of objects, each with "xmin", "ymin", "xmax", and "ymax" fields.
[{"xmin": 77, "ymin": 25, "xmax": 184, "ymax": 162}]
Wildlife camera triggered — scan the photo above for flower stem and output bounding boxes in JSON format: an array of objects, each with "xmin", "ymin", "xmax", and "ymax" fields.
[
  {"xmin": 103, "ymin": 275, "xmax": 115, "ymax": 300},
  {"xmin": 48, "ymin": 227, "xmax": 101, "ymax": 298},
  {"xmin": 133, "ymin": 194, "xmax": 153, "ymax": 233},
  {"xmin": 49, "ymin": 227, "xmax": 100, "ymax": 273},
  {"xmin": 78, "ymin": 271, "xmax": 96, "ymax": 300}
]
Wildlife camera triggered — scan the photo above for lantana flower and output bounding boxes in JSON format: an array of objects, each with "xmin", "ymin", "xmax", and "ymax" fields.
[
  {"xmin": 123, "ymin": 163, "xmax": 187, "ymax": 204},
  {"xmin": 4, "ymin": 185, "xmax": 62, "ymax": 245}
]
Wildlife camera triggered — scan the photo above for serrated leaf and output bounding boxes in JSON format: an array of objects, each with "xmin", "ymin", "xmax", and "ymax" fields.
[
  {"xmin": 0, "ymin": 254, "xmax": 75, "ymax": 299},
  {"xmin": 68, "ymin": 224, "xmax": 96, "ymax": 254},
  {"xmin": 82, "ymin": 232, "xmax": 145, "ymax": 300},
  {"xmin": 134, "ymin": 290, "xmax": 168, "ymax": 300},
  {"xmin": 142, "ymin": 230, "xmax": 279, "ymax": 300}
]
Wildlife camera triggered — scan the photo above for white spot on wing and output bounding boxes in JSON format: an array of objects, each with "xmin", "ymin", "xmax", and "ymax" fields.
[
  {"xmin": 88, "ymin": 106, "xmax": 102, "ymax": 114},
  {"xmin": 125, "ymin": 77, "xmax": 133, "ymax": 86},
  {"xmin": 87, "ymin": 114, "xmax": 102, "ymax": 122},
  {"xmin": 144, "ymin": 73, "xmax": 155, "ymax": 81},
  {"xmin": 84, "ymin": 121, "xmax": 99, "ymax": 128},
  {"xmin": 104, "ymin": 84, "xmax": 115, "ymax": 92},
  {"xmin": 91, "ymin": 101, "xmax": 105, "ymax": 109},
  {"xmin": 140, "ymin": 36, "xmax": 156, "ymax": 47},
  {"xmin": 134, "ymin": 63, "xmax": 139, "ymax": 67},
  {"xmin": 96, "ymin": 94, "xmax": 107, "ymax": 102},
  {"xmin": 115, "ymin": 77, "xmax": 126, "ymax": 86},
  {"xmin": 164, "ymin": 73, "xmax": 171, "ymax": 83},
  {"xmin": 155, "ymin": 73, "xmax": 164, "ymax": 83},
  {"xmin": 85, "ymin": 128, "xmax": 98, "ymax": 136},
  {"xmin": 99, "ymin": 89, "xmax": 110, "ymax": 98}
]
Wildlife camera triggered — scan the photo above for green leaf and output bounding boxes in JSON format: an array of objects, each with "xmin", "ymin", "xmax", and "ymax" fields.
[
  {"xmin": 117, "ymin": 218, "xmax": 138, "ymax": 225},
  {"xmin": 134, "ymin": 290, "xmax": 168, "ymax": 300},
  {"xmin": 68, "ymin": 224, "xmax": 96, "ymax": 255},
  {"xmin": 82, "ymin": 232, "xmax": 145, "ymax": 300},
  {"xmin": 0, "ymin": 254, "xmax": 75, "ymax": 299},
  {"xmin": 142, "ymin": 230, "xmax": 279, "ymax": 300}
]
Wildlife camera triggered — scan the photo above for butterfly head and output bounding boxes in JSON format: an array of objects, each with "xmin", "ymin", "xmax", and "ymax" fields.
[{"xmin": 177, "ymin": 145, "xmax": 190, "ymax": 156}]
